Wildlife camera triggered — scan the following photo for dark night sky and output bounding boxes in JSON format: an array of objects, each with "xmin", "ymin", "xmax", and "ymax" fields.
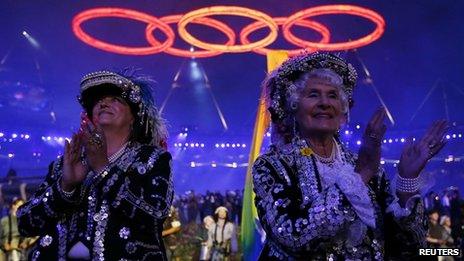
[{"xmin": 1, "ymin": 0, "xmax": 463, "ymax": 133}]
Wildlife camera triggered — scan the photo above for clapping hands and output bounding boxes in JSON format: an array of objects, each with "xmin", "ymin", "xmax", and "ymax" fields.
[
  {"xmin": 61, "ymin": 114, "xmax": 109, "ymax": 191},
  {"xmin": 398, "ymin": 120, "xmax": 448, "ymax": 179}
]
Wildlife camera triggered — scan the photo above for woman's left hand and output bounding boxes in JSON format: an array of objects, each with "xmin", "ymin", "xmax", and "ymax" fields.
[
  {"xmin": 81, "ymin": 119, "xmax": 109, "ymax": 172},
  {"xmin": 398, "ymin": 120, "xmax": 448, "ymax": 178}
]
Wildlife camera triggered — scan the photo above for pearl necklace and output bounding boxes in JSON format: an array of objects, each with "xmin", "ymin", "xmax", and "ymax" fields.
[
  {"xmin": 107, "ymin": 142, "xmax": 128, "ymax": 163},
  {"xmin": 307, "ymin": 139, "xmax": 337, "ymax": 164}
]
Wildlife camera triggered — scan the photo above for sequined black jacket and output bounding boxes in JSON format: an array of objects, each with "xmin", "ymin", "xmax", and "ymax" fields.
[
  {"xmin": 253, "ymin": 141, "xmax": 427, "ymax": 261},
  {"xmin": 17, "ymin": 144, "xmax": 173, "ymax": 261}
]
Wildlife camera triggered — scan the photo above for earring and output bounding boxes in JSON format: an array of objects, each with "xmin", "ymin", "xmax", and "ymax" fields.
[
  {"xmin": 292, "ymin": 117, "xmax": 298, "ymax": 138},
  {"xmin": 335, "ymin": 128, "xmax": 341, "ymax": 139}
]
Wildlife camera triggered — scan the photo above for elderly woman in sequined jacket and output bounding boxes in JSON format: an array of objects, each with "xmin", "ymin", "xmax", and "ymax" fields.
[
  {"xmin": 252, "ymin": 53, "xmax": 448, "ymax": 260},
  {"xmin": 17, "ymin": 70, "xmax": 173, "ymax": 260}
]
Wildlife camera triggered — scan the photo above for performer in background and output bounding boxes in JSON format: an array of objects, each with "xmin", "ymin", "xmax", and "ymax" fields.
[
  {"xmin": 253, "ymin": 52, "xmax": 448, "ymax": 260},
  {"xmin": 17, "ymin": 70, "xmax": 173, "ymax": 260},
  {"xmin": 162, "ymin": 206, "xmax": 182, "ymax": 260},
  {"xmin": 437, "ymin": 215, "xmax": 455, "ymax": 261},
  {"xmin": 207, "ymin": 206, "xmax": 238, "ymax": 261},
  {"xmin": 200, "ymin": 215, "xmax": 215, "ymax": 261},
  {"xmin": 426, "ymin": 210, "xmax": 446, "ymax": 249},
  {"xmin": 1, "ymin": 199, "xmax": 25, "ymax": 261}
]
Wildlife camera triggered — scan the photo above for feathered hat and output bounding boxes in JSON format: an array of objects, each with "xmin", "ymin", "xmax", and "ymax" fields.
[{"xmin": 78, "ymin": 69, "xmax": 167, "ymax": 147}]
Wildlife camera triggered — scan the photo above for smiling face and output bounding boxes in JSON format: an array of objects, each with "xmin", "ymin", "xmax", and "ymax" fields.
[
  {"xmin": 295, "ymin": 78, "xmax": 346, "ymax": 137},
  {"xmin": 91, "ymin": 95, "xmax": 134, "ymax": 130}
]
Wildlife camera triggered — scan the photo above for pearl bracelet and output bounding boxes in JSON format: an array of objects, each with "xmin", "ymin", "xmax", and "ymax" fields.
[{"xmin": 396, "ymin": 174, "xmax": 419, "ymax": 193}]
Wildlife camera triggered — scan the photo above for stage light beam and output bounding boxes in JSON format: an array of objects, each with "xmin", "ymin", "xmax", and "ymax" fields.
[{"xmin": 22, "ymin": 30, "xmax": 41, "ymax": 49}]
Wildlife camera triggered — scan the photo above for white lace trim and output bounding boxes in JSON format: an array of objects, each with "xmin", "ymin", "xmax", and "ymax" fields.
[
  {"xmin": 385, "ymin": 170, "xmax": 432, "ymax": 218},
  {"xmin": 385, "ymin": 194, "xmax": 422, "ymax": 218},
  {"xmin": 317, "ymin": 160, "xmax": 376, "ymax": 228}
]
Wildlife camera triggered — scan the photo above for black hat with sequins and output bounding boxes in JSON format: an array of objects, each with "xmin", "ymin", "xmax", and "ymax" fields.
[{"xmin": 78, "ymin": 69, "xmax": 167, "ymax": 147}]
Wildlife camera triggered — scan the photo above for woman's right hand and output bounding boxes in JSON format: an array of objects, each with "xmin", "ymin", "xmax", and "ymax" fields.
[
  {"xmin": 355, "ymin": 108, "xmax": 387, "ymax": 184},
  {"xmin": 61, "ymin": 132, "xmax": 88, "ymax": 191}
]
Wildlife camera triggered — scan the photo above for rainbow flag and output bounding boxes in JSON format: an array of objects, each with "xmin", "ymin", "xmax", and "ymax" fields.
[{"xmin": 241, "ymin": 51, "xmax": 289, "ymax": 260}]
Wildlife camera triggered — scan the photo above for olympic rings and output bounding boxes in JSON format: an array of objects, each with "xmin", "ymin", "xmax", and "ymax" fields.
[
  {"xmin": 282, "ymin": 5, "xmax": 386, "ymax": 51},
  {"xmin": 146, "ymin": 15, "xmax": 236, "ymax": 58},
  {"xmin": 240, "ymin": 17, "xmax": 330, "ymax": 56},
  {"xmin": 72, "ymin": 5, "xmax": 386, "ymax": 57},
  {"xmin": 178, "ymin": 6, "xmax": 278, "ymax": 53},
  {"xmin": 72, "ymin": 8, "xmax": 175, "ymax": 55}
]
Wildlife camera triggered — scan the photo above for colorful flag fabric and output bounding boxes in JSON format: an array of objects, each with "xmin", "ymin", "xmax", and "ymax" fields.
[{"xmin": 241, "ymin": 50, "xmax": 289, "ymax": 261}]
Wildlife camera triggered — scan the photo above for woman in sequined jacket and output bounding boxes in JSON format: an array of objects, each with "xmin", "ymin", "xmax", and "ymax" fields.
[
  {"xmin": 17, "ymin": 70, "xmax": 173, "ymax": 260},
  {"xmin": 252, "ymin": 53, "xmax": 448, "ymax": 260}
]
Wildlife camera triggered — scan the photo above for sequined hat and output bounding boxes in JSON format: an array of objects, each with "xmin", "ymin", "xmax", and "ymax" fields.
[
  {"xmin": 78, "ymin": 70, "xmax": 167, "ymax": 147},
  {"xmin": 268, "ymin": 52, "xmax": 358, "ymax": 123}
]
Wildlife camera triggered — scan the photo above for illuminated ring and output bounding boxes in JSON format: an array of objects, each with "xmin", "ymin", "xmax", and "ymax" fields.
[
  {"xmin": 283, "ymin": 5, "xmax": 385, "ymax": 51},
  {"xmin": 240, "ymin": 17, "xmax": 330, "ymax": 56},
  {"xmin": 146, "ymin": 15, "xmax": 236, "ymax": 58},
  {"xmin": 72, "ymin": 8, "xmax": 175, "ymax": 55},
  {"xmin": 178, "ymin": 6, "xmax": 278, "ymax": 53}
]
